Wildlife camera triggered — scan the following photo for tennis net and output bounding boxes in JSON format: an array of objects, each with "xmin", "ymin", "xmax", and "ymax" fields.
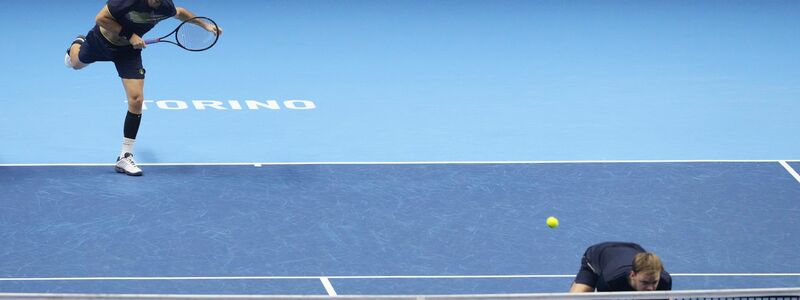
[{"xmin": 0, "ymin": 287, "xmax": 799, "ymax": 300}]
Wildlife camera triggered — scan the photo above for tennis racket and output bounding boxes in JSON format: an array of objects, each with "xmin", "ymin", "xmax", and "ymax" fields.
[{"xmin": 145, "ymin": 17, "xmax": 219, "ymax": 51}]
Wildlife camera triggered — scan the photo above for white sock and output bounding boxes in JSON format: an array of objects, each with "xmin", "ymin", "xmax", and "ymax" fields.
[
  {"xmin": 121, "ymin": 138, "xmax": 136, "ymax": 158},
  {"xmin": 64, "ymin": 53, "xmax": 73, "ymax": 68}
]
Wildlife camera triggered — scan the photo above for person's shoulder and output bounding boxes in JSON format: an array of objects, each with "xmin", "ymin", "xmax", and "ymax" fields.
[
  {"xmin": 158, "ymin": 0, "xmax": 177, "ymax": 16},
  {"xmin": 657, "ymin": 271, "xmax": 673, "ymax": 290},
  {"xmin": 160, "ymin": 0, "xmax": 176, "ymax": 9},
  {"xmin": 107, "ymin": 0, "xmax": 138, "ymax": 19},
  {"xmin": 107, "ymin": 0, "xmax": 137, "ymax": 9}
]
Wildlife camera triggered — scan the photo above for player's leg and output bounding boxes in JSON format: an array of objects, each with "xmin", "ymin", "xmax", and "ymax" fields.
[
  {"xmin": 122, "ymin": 78, "xmax": 145, "ymax": 115},
  {"xmin": 113, "ymin": 52, "xmax": 146, "ymax": 176},
  {"xmin": 66, "ymin": 27, "xmax": 113, "ymax": 70},
  {"xmin": 114, "ymin": 78, "xmax": 145, "ymax": 176},
  {"xmin": 64, "ymin": 35, "xmax": 89, "ymax": 70}
]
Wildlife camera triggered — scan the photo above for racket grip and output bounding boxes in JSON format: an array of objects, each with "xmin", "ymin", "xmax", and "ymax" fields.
[{"xmin": 144, "ymin": 38, "xmax": 160, "ymax": 44}]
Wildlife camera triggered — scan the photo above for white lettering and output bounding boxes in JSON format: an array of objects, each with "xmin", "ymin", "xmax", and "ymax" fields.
[
  {"xmin": 193, "ymin": 100, "xmax": 226, "ymax": 110},
  {"xmin": 284, "ymin": 100, "xmax": 316, "ymax": 109},
  {"xmin": 245, "ymin": 100, "xmax": 281, "ymax": 110},
  {"xmin": 157, "ymin": 100, "xmax": 188, "ymax": 110},
  {"xmin": 141, "ymin": 100, "xmax": 154, "ymax": 110},
  {"xmin": 132, "ymin": 100, "xmax": 315, "ymax": 111}
]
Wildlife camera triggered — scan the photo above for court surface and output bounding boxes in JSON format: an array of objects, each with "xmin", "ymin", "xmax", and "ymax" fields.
[{"xmin": 1, "ymin": 0, "xmax": 799, "ymax": 297}]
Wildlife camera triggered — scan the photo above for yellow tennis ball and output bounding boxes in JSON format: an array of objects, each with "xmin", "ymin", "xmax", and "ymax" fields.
[{"xmin": 546, "ymin": 216, "xmax": 559, "ymax": 228}]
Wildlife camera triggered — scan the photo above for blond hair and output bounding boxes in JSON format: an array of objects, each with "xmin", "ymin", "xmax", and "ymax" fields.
[{"xmin": 632, "ymin": 252, "xmax": 663, "ymax": 275}]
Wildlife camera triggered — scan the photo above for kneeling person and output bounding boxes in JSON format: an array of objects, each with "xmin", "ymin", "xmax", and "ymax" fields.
[{"xmin": 570, "ymin": 242, "xmax": 672, "ymax": 292}]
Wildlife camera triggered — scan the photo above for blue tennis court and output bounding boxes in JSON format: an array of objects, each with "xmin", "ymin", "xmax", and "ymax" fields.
[{"xmin": 1, "ymin": 0, "xmax": 799, "ymax": 297}]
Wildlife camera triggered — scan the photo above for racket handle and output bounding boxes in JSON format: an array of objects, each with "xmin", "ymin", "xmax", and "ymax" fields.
[{"xmin": 144, "ymin": 38, "xmax": 160, "ymax": 44}]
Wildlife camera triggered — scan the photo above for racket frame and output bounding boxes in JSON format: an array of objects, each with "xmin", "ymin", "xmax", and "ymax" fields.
[{"xmin": 144, "ymin": 16, "xmax": 219, "ymax": 51}]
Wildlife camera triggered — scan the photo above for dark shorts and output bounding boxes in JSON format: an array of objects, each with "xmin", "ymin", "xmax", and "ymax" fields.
[{"xmin": 78, "ymin": 26, "xmax": 146, "ymax": 79}]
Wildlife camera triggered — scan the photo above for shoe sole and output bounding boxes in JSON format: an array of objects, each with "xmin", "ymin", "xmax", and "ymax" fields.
[{"xmin": 115, "ymin": 166, "xmax": 143, "ymax": 176}]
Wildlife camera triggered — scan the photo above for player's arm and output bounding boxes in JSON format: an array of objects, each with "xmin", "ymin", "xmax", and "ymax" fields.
[
  {"xmin": 174, "ymin": 7, "xmax": 223, "ymax": 36},
  {"xmin": 571, "ymin": 256, "xmax": 599, "ymax": 293},
  {"xmin": 569, "ymin": 282, "xmax": 595, "ymax": 293},
  {"xmin": 95, "ymin": 5, "xmax": 123, "ymax": 36},
  {"xmin": 96, "ymin": 4, "xmax": 145, "ymax": 48}
]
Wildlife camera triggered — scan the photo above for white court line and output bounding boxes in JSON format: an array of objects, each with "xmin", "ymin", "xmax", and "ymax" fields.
[
  {"xmin": 320, "ymin": 277, "xmax": 337, "ymax": 296},
  {"xmin": 779, "ymin": 161, "xmax": 800, "ymax": 184},
  {"xmin": 0, "ymin": 273, "xmax": 798, "ymax": 281},
  {"xmin": 1, "ymin": 159, "xmax": 797, "ymax": 167}
]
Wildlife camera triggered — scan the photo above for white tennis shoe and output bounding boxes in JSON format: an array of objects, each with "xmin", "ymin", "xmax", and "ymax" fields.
[
  {"xmin": 64, "ymin": 53, "xmax": 71, "ymax": 68},
  {"xmin": 115, "ymin": 152, "xmax": 143, "ymax": 176}
]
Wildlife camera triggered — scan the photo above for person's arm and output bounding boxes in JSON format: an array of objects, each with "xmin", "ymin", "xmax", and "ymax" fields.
[
  {"xmin": 174, "ymin": 7, "xmax": 223, "ymax": 36},
  {"xmin": 95, "ymin": 4, "xmax": 146, "ymax": 48},
  {"xmin": 569, "ymin": 282, "xmax": 595, "ymax": 293},
  {"xmin": 571, "ymin": 252, "xmax": 599, "ymax": 293},
  {"xmin": 95, "ymin": 5, "xmax": 122, "ymax": 36}
]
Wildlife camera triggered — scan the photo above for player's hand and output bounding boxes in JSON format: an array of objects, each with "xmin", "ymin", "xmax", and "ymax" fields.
[
  {"xmin": 129, "ymin": 34, "xmax": 146, "ymax": 49},
  {"xmin": 205, "ymin": 23, "xmax": 222, "ymax": 36}
]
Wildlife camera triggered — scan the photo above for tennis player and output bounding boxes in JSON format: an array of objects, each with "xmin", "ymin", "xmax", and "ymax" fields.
[
  {"xmin": 570, "ymin": 241, "xmax": 672, "ymax": 292},
  {"xmin": 64, "ymin": 0, "xmax": 222, "ymax": 176}
]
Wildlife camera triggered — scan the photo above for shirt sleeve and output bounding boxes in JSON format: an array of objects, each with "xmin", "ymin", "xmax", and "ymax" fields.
[
  {"xmin": 657, "ymin": 272, "xmax": 673, "ymax": 290},
  {"xmin": 107, "ymin": 0, "xmax": 136, "ymax": 21},
  {"xmin": 574, "ymin": 255, "xmax": 599, "ymax": 288},
  {"xmin": 161, "ymin": 0, "xmax": 178, "ymax": 18}
]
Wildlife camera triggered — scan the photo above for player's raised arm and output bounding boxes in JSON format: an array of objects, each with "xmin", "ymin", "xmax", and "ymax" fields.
[{"xmin": 174, "ymin": 7, "xmax": 223, "ymax": 36}]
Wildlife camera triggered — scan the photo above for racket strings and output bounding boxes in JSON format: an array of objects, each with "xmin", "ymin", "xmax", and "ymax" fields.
[{"xmin": 176, "ymin": 20, "xmax": 217, "ymax": 51}]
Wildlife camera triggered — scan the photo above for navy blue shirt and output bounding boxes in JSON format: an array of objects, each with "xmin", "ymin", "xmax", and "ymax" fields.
[
  {"xmin": 576, "ymin": 242, "xmax": 672, "ymax": 292},
  {"xmin": 108, "ymin": 0, "xmax": 177, "ymax": 38}
]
